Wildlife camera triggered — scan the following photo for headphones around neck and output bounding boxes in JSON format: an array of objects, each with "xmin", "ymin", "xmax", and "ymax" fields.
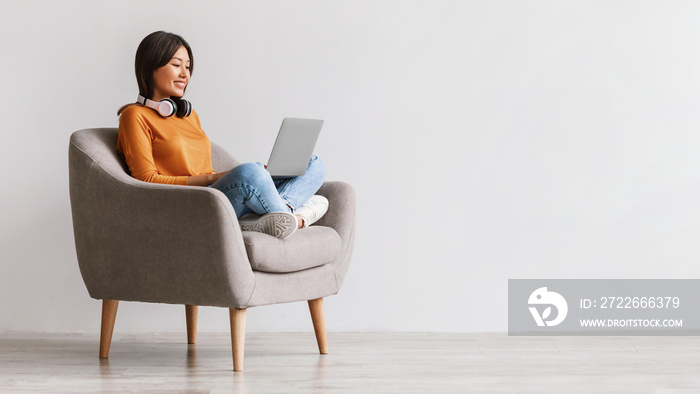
[{"xmin": 137, "ymin": 94, "xmax": 192, "ymax": 118}]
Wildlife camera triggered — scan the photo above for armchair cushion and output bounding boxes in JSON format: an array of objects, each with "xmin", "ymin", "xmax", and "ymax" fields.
[{"xmin": 242, "ymin": 226, "xmax": 341, "ymax": 273}]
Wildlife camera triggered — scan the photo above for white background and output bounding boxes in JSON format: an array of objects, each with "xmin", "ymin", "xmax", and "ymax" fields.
[{"xmin": 2, "ymin": 1, "xmax": 700, "ymax": 333}]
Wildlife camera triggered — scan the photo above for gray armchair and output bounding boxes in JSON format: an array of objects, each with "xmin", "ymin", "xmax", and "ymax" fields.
[{"xmin": 68, "ymin": 128, "xmax": 355, "ymax": 371}]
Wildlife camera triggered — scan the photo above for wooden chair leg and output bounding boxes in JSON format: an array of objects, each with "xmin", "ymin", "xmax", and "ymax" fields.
[
  {"xmin": 308, "ymin": 298, "xmax": 328, "ymax": 354},
  {"xmin": 229, "ymin": 308, "xmax": 247, "ymax": 372},
  {"xmin": 185, "ymin": 305, "xmax": 198, "ymax": 344},
  {"xmin": 99, "ymin": 300, "xmax": 119, "ymax": 358}
]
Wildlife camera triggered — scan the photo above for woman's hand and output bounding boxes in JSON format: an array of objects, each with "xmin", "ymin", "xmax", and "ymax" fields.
[{"xmin": 186, "ymin": 171, "xmax": 227, "ymax": 186}]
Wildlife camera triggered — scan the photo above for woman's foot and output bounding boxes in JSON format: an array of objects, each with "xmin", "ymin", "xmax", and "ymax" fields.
[
  {"xmin": 294, "ymin": 195, "xmax": 329, "ymax": 228},
  {"xmin": 239, "ymin": 212, "xmax": 298, "ymax": 239}
]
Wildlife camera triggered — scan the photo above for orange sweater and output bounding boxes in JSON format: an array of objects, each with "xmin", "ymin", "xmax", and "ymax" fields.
[{"xmin": 117, "ymin": 105, "xmax": 215, "ymax": 185}]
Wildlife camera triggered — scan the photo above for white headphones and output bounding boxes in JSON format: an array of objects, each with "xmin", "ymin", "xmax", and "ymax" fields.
[{"xmin": 137, "ymin": 94, "xmax": 192, "ymax": 118}]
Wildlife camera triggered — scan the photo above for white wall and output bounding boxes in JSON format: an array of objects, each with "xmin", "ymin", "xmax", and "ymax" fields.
[{"xmin": 2, "ymin": 0, "xmax": 700, "ymax": 333}]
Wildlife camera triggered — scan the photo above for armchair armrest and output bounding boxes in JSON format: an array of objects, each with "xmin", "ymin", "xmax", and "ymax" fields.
[
  {"xmin": 315, "ymin": 181, "xmax": 356, "ymax": 286},
  {"xmin": 70, "ymin": 144, "xmax": 256, "ymax": 308},
  {"xmin": 316, "ymin": 181, "xmax": 355, "ymax": 238}
]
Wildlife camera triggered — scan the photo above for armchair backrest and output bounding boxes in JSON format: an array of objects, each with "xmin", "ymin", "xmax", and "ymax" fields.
[
  {"xmin": 70, "ymin": 128, "xmax": 133, "ymax": 184},
  {"xmin": 69, "ymin": 128, "xmax": 241, "ymax": 179}
]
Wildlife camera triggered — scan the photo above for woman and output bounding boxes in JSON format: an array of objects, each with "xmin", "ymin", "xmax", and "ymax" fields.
[{"xmin": 117, "ymin": 31, "xmax": 328, "ymax": 239}]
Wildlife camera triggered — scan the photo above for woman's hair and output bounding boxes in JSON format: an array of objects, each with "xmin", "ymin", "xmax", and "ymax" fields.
[{"xmin": 118, "ymin": 31, "xmax": 194, "ymax": 115}]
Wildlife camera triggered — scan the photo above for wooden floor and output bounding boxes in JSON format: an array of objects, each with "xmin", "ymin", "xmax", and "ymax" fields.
[{"xmin": 1, "ymin": 332, "xmax": 700, "ymax": 393}]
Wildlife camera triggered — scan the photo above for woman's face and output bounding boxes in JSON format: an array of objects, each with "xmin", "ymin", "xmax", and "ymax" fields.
[{"xmin": 152, "ymin": 46, "xmax": 190, "ymax": 101}]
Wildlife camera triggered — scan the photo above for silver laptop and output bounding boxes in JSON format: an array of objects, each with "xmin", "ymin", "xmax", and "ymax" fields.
[{"xmin": 266, "ymin": 118, "xmax": 323, "ymax": 179}]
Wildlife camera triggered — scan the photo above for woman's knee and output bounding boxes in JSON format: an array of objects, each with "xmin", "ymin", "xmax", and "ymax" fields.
[
  {"xmin": 229, "ymin": 162, "xmax": 268, "ymax": 182},
  {"xmin": 308, "ymin": 155, "xmax": 327, "ymax": 178}
]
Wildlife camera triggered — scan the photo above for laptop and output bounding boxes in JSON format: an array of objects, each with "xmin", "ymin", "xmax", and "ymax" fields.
[{"xmin": 266, "ymin": 118, "xmax": 324, "ymax": 179}]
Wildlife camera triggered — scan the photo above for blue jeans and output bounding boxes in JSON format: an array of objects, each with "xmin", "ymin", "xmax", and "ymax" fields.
[{"xmin": 210, "ymin": 155, "xmax": 326, "ymax": 219}]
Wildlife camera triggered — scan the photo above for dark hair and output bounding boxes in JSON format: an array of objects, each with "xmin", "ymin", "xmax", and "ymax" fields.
[{"xmin": 118, "ymin": 31, "xmax": 194, "ymax": 115}]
